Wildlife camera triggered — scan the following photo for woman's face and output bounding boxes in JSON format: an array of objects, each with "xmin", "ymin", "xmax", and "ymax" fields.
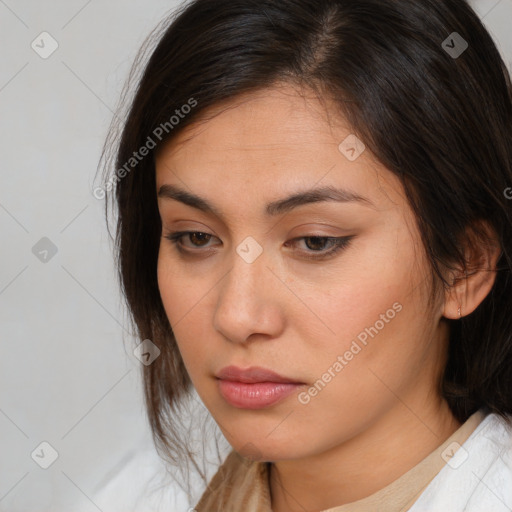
[{"xmin": 155, "ymin": 84, "xmax": 447, "ymax": 461}]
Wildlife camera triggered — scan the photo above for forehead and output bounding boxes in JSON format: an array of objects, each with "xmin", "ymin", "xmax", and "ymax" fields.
[
  {"xmin": 154, "ymin": 84, "xmax": 406, "ymax": 217},
  {"xmin": 157, "ymin": 84, "xmax": 342, "ymax": 162}
]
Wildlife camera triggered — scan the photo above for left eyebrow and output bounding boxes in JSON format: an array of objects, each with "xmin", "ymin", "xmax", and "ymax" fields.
[{"xmin": 157, "ymin": 183, "xmax": 375, "ymax": 218}]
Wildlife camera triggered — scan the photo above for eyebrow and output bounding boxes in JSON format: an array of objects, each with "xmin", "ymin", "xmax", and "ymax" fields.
[{"xmin": 157, "ymin": 183, "xmax": 375, "ymax": 217}]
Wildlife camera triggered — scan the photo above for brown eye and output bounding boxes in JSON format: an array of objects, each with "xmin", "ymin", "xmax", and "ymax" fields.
[
  {"xmin": 187, "ymin": 232, "xmax": 212, "ymax": 247},
  {"xmin": 302, "ymin": 236, "xmax": 333, "ymax": 252},
  {"xmin": 286, "ymin": 235, "xmax": 354, "ymax": 261},
  {"xmin": 164, "ymin": 231, "xmax": 218, "ymax": 252},
  {"xmin": 165, "ymin": 231, "xmax": 354, "ymax": 261}
]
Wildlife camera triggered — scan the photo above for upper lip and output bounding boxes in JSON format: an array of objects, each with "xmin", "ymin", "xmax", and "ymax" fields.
[{"xmin": 216, "ymin": 366, "xmax": 304, "ymax": 384}]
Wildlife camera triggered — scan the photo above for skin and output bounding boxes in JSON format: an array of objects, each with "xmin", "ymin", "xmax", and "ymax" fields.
[{"xmin": 155, "ymin": 83, "xmax": 499, "ymax": 512}]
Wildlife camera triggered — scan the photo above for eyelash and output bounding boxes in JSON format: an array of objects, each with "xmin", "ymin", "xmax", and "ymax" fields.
[{"xmin": 163, "ymin": 231, "xmax": 353, "ymax": 261}]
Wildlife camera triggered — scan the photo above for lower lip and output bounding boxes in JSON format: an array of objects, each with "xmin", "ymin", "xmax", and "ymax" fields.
[{"xmin": 217, "ymin": 380, "xmax": 303, "ymax": 409}]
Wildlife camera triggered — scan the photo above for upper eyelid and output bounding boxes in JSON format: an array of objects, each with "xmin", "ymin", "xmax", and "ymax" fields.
[
  {"xmin": 166, "ymin": 230, "xmax": 343, "ymax": 242},
  {"xmin": 166, "ymin": 231, "xmax": 350, "ymax": 251}
]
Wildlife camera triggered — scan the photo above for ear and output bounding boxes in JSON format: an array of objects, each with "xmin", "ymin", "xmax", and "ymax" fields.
[{"xmin": 443, "ymin": 220, "xmax": 502, "ymax": 320}]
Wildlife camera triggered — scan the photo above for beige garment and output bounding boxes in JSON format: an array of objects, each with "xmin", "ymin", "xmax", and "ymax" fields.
[{"xmin": 195, "ymin": 410, "xmax": 486, "ymax": 512}]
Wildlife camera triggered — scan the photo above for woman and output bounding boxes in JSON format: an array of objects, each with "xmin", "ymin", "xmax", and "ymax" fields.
[{"xmin": 99, "ymin": 0, "xmax": 512, "ymax": 510}]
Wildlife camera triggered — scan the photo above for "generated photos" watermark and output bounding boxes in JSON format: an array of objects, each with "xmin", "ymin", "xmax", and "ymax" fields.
[{"xmin": 298, "ymin": 302, "xmax": 403, "ymax": 405}]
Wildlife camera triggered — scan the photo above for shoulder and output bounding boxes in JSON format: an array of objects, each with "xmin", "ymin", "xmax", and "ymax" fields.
[{"xmin": 410, "ymin": 412, "xmax": 512, "ymax": 512}]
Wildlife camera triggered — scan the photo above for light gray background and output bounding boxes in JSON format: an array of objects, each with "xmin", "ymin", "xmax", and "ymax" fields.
[{"xmin": 1, "ymin": 1, "xmax": 511, "ymax": 511}]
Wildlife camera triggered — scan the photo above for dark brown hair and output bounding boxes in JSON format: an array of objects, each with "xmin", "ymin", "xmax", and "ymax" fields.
[{"xmin": 99, "ymin": 0, "xmax": 512, "ymax": 479}]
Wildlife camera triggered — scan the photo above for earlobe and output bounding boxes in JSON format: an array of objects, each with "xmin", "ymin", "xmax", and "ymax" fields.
[
  {"xmin": 443, "ymin": 269, "xmax": 467, "ymax": 320},
  {"xmin": 442, "ymin": 221, "xmax": 501, "ymax": 320}
]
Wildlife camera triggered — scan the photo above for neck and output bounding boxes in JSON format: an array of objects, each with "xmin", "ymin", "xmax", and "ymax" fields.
[{"xmin": 269, "ymin": 398, "xmax": 461, "ymax": 512}]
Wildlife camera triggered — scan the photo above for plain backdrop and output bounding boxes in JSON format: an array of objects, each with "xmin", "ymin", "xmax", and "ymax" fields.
[{"xmin": 0, "ymin": 0, "xmax": 511, "ymax": 511}]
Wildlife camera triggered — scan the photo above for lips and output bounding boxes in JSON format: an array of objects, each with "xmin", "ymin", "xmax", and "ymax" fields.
[
  {"xmin": 216, "ymin": 366, "xmax": 305, "ymax": 409},
  {"xmin": 216, "ymin": 366, "xmax": 304, "ymax": 384}
]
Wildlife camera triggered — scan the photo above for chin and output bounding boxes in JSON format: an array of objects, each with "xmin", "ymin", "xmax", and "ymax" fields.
[{"xmin": 227, "ymin": 433, "xmax": 310, "ymax": 463}]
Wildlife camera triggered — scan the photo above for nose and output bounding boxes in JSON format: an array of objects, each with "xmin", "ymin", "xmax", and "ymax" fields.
[{"xmin": 212, "ymin": 249, "xmax": 285, "ymax": 345}]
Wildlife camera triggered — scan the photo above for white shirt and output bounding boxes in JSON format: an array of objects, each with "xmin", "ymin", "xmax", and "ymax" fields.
[
  {"xmin": 409, "ymin": 412, "xmax": 512, "ymax": 511},
  {"xmin": 91, "ymin": 411, "xmax": 512, "ymax": 511}
]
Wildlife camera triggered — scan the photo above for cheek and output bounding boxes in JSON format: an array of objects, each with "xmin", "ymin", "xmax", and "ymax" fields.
[
  {"xmin": 156, "ymin": 245, "xmax": 215, "ymax": 326},
  {"xmin": 292, "ymin": 226, "xmax": 432, "ymax": 411},
  {"xmin": 295, "ymin": 236, "xmax": 432, "ymax": 406},
  {"xmin": 156, "ymin": 250, "xmax": 220, "ymax": 377},
  {"xmin": 296, "ymin": 229, "xmax": 419, "ymax": 354},
  {"xmin": 157, "ymin": 252, "xmax": 182, "ymax": 326},
  {"xmin": 157, "ymin": 251, "xmax": 191, "ymax": 345}
]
